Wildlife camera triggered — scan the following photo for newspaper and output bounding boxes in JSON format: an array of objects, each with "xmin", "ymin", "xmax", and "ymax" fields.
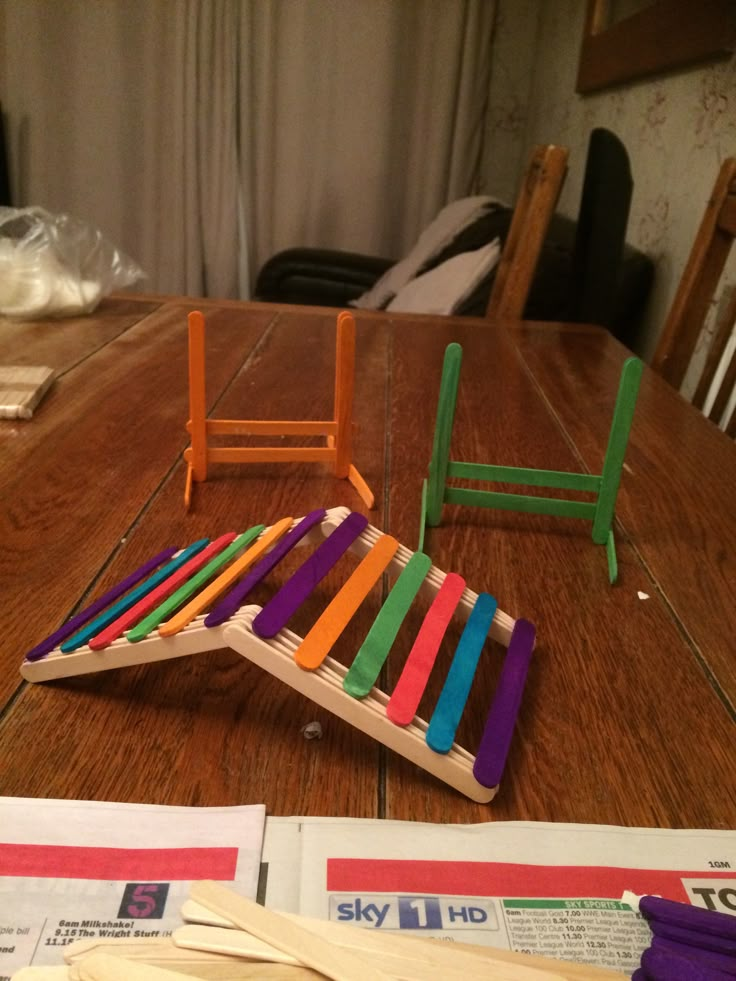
[
  {"xmin": 2, "ymin": 799, "xmax": 734, "ymax": 977},
  {"xmin": 0, "ymin": 797, "xmax": 265, "ymax": 980},
  {"xmin": 260, "ymin": 817, "xmax": 736, "ymax": 975}
]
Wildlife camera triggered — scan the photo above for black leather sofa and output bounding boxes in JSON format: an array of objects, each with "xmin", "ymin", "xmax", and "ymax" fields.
[{"xmin": 254, "ymin": 129, "xmax": 655, "ymax": 349}]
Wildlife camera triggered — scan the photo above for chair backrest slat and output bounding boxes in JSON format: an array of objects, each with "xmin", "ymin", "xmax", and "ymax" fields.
[
  {"xmin": 485, "ymin": 143, "xmax": 569, "ymax": 321},
  {"xmin": 692, "ymin": 285, "xmax": 736, "ymax": 413},
  {"xmin": 652, "ymin": 158, "xmax": 736, "ymax": 424}
]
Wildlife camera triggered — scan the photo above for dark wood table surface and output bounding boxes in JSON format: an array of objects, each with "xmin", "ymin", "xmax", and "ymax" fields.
[{"xmin": 0, "ymin": 294, "xmax": 734, "ymax": 828}]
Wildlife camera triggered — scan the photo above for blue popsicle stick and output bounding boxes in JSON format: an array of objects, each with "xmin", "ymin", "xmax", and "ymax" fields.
[
  {"xmin": 24, "ymin": 547, "xmax": 179, "ymax": 662},
  {"xmin": 60, "ymin": 539, "xmax": 209, "ymax": 652},
  {"xmin": 426, "ymin": 592, "xmax": 497, "ymax": 754}
]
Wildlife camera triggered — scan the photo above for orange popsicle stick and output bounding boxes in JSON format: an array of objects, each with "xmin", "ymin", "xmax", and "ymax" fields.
[
  {"xmin": 296, "ymin": 535, "xmax": 399, "ymax": 670},
  {"xmin": 159, "ymin": 517, "xmax": 294, "ymax": 637}
]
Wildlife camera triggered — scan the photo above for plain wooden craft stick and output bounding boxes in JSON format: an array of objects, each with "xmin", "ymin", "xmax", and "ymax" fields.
[
  {"xmin": 65, "ymin": 937, "xmax": 236, "ymax": 966},
  {"xmin": 180, "ymin": 900, "xmax": 626, "ymax": 981},
  {"xmin": 11, "ymin": 969, "xmax": 69, "ymax": 980},
  {"xmin": 172, "ymin": 923, "xmax": 557, "ymax": 981},
  {"xmin": 64, "ymin": 934, "xmax": 317, "ymax": 979},
  {"xmin": 174, "ymin": 926, "xmax": 296, "ymax": 965},
  {"xmin": 178, "ymin": 903, "xmax": 554, "ymax": 980},
  {"xmin": 425, "ymin": 938, "xmax": 628, "ymax": 981},
  {"xmin": 73, "ymin": 953, "xmax": 193, "ymax": 980},
  {"xmin": 190, "ymin": 881, "xmax": 390, "ymax": 981},
  {"xmin": 181, "ymin": 899, "xmax": 233, "ymax": 928},
  {"xmin": 275, "ymin": 914, "xmax": 561, "ymax": 981},
  {"xmin": 14, "ymin": 966, "xmax": 324, "ymax": 981}
]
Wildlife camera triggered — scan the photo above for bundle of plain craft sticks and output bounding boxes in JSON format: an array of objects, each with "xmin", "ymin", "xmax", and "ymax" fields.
[{"xmin": 14, "ymin": 881, "xmax": 627, "ymax": 981}]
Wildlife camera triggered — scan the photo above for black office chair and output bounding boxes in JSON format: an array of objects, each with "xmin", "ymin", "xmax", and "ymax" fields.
[{"xmin": 255, "ymin": 128, "xmax": 654, "ymax": 345}]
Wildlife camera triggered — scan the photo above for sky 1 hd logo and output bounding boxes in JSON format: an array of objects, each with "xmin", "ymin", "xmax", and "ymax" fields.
[{"xmin": 329, "ymin": 894, "xmax": 499, "ymax": 931}]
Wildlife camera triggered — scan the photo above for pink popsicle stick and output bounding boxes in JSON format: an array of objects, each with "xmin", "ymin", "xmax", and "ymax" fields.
[
  {"xmin": 386, "ymin": 572, "xmax": 465, "ymax": 726},
  {"xmin": 88, "ymin": 534, "xmax": 238, "ymax": 650}
]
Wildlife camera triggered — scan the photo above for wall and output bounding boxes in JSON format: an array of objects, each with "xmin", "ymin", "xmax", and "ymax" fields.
[
  {"xmin": 0, "ymin": 4, "xmax": 6, "ymax": 95},
  {"xmin": 479, "ymin": 0, "xmax": 542, "ymax": 203},
  {"xmin": 484, "ymin": 0, "xmax": 736, "ymax": 362}
]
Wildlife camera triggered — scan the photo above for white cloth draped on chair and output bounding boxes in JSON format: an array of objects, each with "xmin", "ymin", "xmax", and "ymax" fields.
[{"xmin": 1, "ymin": 0, "xmax": 496, "ymax": 297}]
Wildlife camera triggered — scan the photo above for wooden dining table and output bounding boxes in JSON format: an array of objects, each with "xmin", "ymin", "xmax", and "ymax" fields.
[{"xmin": 0, "ymin": 293, "xmax": 734, "ymax": 829}]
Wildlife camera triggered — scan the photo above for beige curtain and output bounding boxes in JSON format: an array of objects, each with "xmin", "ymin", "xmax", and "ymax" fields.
[
  {"xmin": 239, "ymin": 1, "xmax": 496, "ymax": 274},
  {"xmin": 1, "ymin": 0, "xmax": 495, "ymax": 297},
  {"xmin": 138, "ymin": 2, "xmax": 241, "ymax": 296},
  {"xmin": 1, "ymin": 0, "xmax": 241, "ymax": 297}
]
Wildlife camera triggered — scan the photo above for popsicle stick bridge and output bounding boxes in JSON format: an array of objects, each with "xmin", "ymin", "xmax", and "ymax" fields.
[{"xmin": 21, "ymin": 508, "xmax": 534, "ymax": 802}]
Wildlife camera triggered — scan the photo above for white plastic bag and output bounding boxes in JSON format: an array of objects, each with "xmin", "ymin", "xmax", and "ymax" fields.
[{"xmin": 0, "ymin": 206, "xmax": 145, "ymax": 319}]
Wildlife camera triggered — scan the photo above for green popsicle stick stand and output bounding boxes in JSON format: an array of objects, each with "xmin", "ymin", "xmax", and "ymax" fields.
[{"xmin": 419, "ymin": 343, "xmax": 642, "ymax": 584}]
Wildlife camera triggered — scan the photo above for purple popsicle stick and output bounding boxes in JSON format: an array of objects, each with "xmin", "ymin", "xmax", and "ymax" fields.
[
  {"xmin": 472, "ymin": 618, "xmax": 535, "ymax": 788},
  {"xmin": 649, "ymin": 920, "xmax": 736, "ymax": 957},
  {"xmin": 652, "ymin": 938, "xmax": 736, "ymax": 977},
  {"xmin": 642, "ymin": 943, "xmax": 734, "ymax": 979},
  {"xmin": 252, "ymin": 511, "xmax": 368, "ymax": 639},
  {"xmin": 24, "ymin": 547, "xmax": 179, "ymax": 662},
  {"xmin": 205, "ymin": 509, "xmax": 327, "ymax": 628},
  {"xmin": 641, "ymin": 896, "xmax": 736, "ymax": 942}
]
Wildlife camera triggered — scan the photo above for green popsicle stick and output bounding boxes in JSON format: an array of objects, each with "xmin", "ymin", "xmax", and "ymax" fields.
[
  {"xmin": 344, "ymin": 551, "xmax": 432, "ymax": 698},
  {"xmin": 125, "ymin": 525, "xmax": 265, "ymax": 642}
]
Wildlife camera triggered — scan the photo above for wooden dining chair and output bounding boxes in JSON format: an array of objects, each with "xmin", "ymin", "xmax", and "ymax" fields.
[
  {"xmin": 652, "ymin": 157, "xmax": 736, "ymax": 435},
  {"xmin": 485, "ymin": 143, "xmax": 569, "ymax": 321}
]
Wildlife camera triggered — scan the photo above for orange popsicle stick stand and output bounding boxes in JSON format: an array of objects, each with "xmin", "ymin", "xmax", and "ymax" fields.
[{"xmin": 183, "ymin": 310, "xmax": 374, "ymax": 510}]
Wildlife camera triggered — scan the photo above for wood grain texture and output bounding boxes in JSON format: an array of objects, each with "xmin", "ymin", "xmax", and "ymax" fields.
[
  {"xmin": 514, "ymin": 322, "xmax": 736, "ymax": 713},
  {"xmin": 0, "ymin": 297, "xmax": 161, "ymax": 371},
  {"xmin": 0, "ymin": 297, "xmax": 734, "ymax": 831},
  {"xmin": 383, "ymin": 318, "xmax": 736, "ymax": 826},
  {"xmin": 0, "ymin": 300, "xmax": 274, "ymax": 705},
  {"xmin": 0, "ymin": 303, "xmax": 387, "ymax": 815}
]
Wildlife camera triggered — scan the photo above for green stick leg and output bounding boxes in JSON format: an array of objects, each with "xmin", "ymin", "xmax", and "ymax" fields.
[
  {"xmin": 592, "ymin": 357, "xmax": 643, "ymax": 547},
  {"xmin": 606, "ymin": 529, "xmax": 618, "ymax": 584},
  {"xmin": 426, "ymin": 343, "xmax": 463, "ymax": 527},
  {"xmin": 418, "ymin": 478, "xmax": 428, "ymax": 552}
]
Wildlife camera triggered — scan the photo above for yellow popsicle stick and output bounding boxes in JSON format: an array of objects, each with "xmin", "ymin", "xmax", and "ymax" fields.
[
  {"xmin": 159, "ymin": 517, "xmax": 294, "ymax": 636},
  {"xmin": 296, "ymin": 535, "xmax": 399, "ymax": 670}
]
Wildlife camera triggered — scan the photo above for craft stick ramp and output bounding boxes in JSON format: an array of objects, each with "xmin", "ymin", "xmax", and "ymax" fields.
[
  {"xmin": 21, "ymin": 508, "xmax": 535, "ymax": 803},
  {"xmin": 184, "ymin": 309, "xmax": 374, "ymax": 510}
]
